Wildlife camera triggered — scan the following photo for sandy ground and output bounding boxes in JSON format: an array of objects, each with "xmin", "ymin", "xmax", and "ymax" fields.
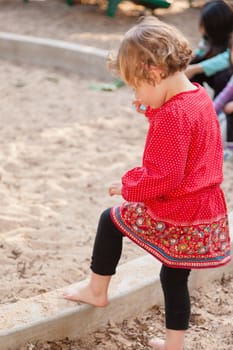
[{"xmin": 0, "ymin": 0, "xmax": 232, "ymax": 349}]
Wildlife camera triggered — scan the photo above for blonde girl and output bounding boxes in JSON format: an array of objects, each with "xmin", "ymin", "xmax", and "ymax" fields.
[{"xmin": 64, "ymin": 17, "xmax": 231, "ymax": 350}]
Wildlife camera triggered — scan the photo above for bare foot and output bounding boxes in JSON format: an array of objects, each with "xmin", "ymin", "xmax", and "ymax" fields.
[
  {"xmin": 148, "ymin": 338, "xmax": 166, "ymax": 350},
  {"xmin": 63, "ymin": 283, "xmax": 109, "ymax": 307}
]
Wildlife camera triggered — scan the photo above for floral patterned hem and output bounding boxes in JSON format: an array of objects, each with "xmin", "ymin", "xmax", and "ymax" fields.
[{"xmin": 110, "ymin": 202, "xmax": 231, "ymax": 269}]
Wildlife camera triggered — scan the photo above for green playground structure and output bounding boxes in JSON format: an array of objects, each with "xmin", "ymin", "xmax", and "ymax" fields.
[
  {"xmin": 107, "ymin": 0, "xmax": 172, "ymax": 17},
  {"xmin": 23, "ymin": 0, "xmax": 172, "ymax": 17}
]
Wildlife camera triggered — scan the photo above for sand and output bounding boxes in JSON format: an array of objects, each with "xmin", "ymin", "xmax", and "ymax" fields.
[{"xmin": 0, "ymin": 0, "xmax": 232, "ymax": 349}]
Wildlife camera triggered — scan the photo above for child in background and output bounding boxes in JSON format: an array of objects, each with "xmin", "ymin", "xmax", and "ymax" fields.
[
  {"xmin": 214, "ymin": 34, "xmax": 233, "ymax": 159},
  {"xmin": 64, "ymin": 17, "xmax": 231, "ymax": 350},
  {"xmin": 185, "ymin": 49, "xmax": 230, "ymax": 81},
  {"xmin": 187, "ymin": 0, "xmax": 233, "ymax": 97}
]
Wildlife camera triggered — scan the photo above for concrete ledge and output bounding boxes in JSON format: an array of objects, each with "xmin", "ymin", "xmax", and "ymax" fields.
[
  {"xmin": 0, "ymin": 212, "xmax": 232, "ymax": 349},
  {"xmin": 0, "ymin": 256, "xmax": 163, "ymax": 350},
  {"xmin": 0, "ymin": 32, "xmax": 109, "ymax": 80}
]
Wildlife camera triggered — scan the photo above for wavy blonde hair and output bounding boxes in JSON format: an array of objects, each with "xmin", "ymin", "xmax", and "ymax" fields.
[{"xmin": 108, "ymin": 17, "xmax": 192, "ymax": 86}]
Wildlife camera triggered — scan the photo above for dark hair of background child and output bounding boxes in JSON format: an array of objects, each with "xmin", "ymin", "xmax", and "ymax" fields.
[{"xmin": 199, "ymin": 0, "xmax": 233, "ymax": 58}]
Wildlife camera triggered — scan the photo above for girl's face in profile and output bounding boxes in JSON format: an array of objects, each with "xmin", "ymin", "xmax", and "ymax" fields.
[
  {"xmin": 132, "ymin": 66, "xmax": 167, "ymax": 109},
  {"xmin": 134, "ymin": 80, "xmax": 166, "ymax": 110}
]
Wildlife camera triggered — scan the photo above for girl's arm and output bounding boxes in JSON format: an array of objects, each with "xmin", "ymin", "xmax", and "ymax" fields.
[
  {"xmin": 186, "ymin": 50, "xmax": 230, "ymax": 79},
  {"xmin": 121, "ymin": 107, "xmax": 191, "ymax": 202},
  {"xmin": 214, "ymin": 76, "xmax": 233, "ymax": 115},
  {"xmin": 185, "ymin": 64, "xmax": 203, "ymax": 79}
]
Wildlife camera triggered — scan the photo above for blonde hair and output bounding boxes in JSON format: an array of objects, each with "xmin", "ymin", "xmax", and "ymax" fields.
[{"xmin": 108, "ymin": 17, "xmax": 192, "ymax": 86}]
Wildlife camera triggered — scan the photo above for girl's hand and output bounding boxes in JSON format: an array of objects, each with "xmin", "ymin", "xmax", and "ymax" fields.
[
  {"xmin": 185, "ymin": 64, "xmax": 203, "ymax": 79},
  {"xmin": 109, "ymin": 183, "xmax": 122, "ymax": 196},
  {"xmin": 224, "ymin": 101, "xmax": 233, "ymax": 115},
  {"xmin": 132, "ymin": 100, "xmax": 147, "ymax": 114}
]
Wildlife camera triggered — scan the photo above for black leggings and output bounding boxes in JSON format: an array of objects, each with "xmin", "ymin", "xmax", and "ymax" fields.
[{"xmin": 91, "ymin": 208, "xmax": 191, "ymax": 330}]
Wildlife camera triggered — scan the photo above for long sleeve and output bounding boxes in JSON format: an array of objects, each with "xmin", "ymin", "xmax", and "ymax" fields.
[
  {"xmin": 214, "ymin": 75, "xmax": 233, "ymax": 115},
  {"xmin": 121, "ymin": 105, "xmax": 191, "ymax": 202},
  {"xmin": 200, "ymin": 50, "xmax": 230, "ymax": 77}
]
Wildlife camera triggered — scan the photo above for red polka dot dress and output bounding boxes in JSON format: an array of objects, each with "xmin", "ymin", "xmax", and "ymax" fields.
[{"xmin": 111, "ymin": 84, "xmax": 231, "ymax": 269}]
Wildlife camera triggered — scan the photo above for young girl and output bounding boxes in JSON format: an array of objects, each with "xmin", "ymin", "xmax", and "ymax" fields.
[
  {"xmin": 64, "ymin": 17, "xmax": 231, "ymax": 350},
  {"xmin": 188, "ymin": 0, "xmax": 233, "ymax": 97}
]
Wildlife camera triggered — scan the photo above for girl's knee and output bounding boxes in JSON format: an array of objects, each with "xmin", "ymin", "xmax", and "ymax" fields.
[
  {"xmin": 98, "ymin": 208, "xmax": 117, "ymax": 233},
  {"xmin": 99, "ymin": 208, "xmax": 111, "ymax": 223},
  {"xmin": 98, "ymin": 208, "xmax": 123, "ymax": 239}
]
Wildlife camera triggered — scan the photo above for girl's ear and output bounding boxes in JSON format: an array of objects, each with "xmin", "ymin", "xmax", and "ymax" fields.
[{"xmin": 149, "ymin": 67, "xmax": 165, "ymax": 84}]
